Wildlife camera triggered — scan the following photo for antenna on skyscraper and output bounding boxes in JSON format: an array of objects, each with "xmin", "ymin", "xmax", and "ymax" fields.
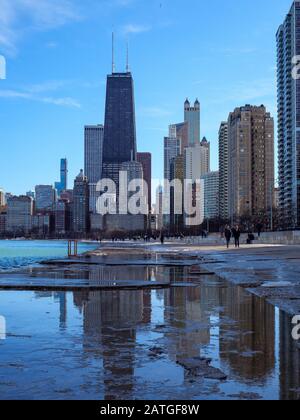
[
  {"xmin": 112, "ymin": 32, "xmax": 116, "ymax": 73},
  {"xmin": 126, "ymin": 41, "xmax": 130, "ymax": 72}
]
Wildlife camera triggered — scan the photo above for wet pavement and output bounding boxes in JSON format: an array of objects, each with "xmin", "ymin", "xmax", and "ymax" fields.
[{"xmin": 0, "ymin": 263, "xmax": 300, "ymax": 400}]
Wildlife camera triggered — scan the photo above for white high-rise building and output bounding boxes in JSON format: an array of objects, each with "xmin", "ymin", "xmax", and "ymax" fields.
[
  {"xmin": 84, "ymin": 125, "xmax": 104, "ymax": 213},
  {"xmin": 201, "ymin": 171, "xmax": 219, "ymax": 220},
  {"xmin": 184, "ymin": 143, "xmax": 209, "ymax": 180}
]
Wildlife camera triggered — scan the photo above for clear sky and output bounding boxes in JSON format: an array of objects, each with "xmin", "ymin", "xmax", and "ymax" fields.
[{"xmin": 0, "ymin": 0, "xmax": 294, "ymax": 194}]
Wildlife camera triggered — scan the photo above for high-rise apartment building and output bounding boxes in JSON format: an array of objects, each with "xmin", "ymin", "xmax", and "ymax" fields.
[
  {"xmin": 55, "ymin": 158, "xmax": 68, "ymax": 196},
  {"xmin": 228, "ymin": 105, "xmax": 274, "ymax": 219},
  {"xmin": 137, "ymin": 152, "xmax": 152, "ymax": 211},
  {"xmin": 201, "ymin": 171, "xmax": 219, "ymax": 220},
  {"xmin": 35, "ymin": 185, "xmax": 56, "ymax": 211},
  {"xmin": 219, "ymin": 122, "xmax": 229, "ymax": 220},
  {"xmin": 184, "ymin": 99, "xmax": 200, "ymax": 146},
  {"xmin": 277, "ymin": 1, "xmax": 300, "ymax": 226},
  {"xmin": 73, "ymin": 170, "xmax": 89, "ymax": 235},
  {"xmin": 84, "ymin": 125, "xmax": 104, "ymax": 212}
]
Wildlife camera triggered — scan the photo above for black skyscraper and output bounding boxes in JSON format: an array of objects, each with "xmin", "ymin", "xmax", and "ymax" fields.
[{"xmin": 102, "ymin": 72, "xmax": 137, "ymax": 185}]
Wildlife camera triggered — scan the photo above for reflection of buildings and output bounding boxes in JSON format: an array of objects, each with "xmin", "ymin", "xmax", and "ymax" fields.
[
  {"xmin": 163, "ymin": 267, "xmax": 215, "ymax": 364},
  {"xmin": 34, "ymin": 291, "xmax": 67, "ymax": 329},
  {"xmin": 219, "ymin": 287, "xmax": 275, "ymax": 380},
  {"xmin": 73, "ymin": 290, "xmax": 145, "ymax": 400}
]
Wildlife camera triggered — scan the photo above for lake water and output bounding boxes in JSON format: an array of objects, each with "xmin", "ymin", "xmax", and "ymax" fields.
[
  {"xmin": 0, "ymin": 240, "xmax": 98, "ymax": 271},
  {"xmin": 0, "ymin": 268, "xmax": 299, "ymax": 400}
]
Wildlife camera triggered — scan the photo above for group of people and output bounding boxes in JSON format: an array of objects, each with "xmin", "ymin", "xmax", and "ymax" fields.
[{"xmin": 224, "ymin": 225, "xmax": 241, "ymax": 249}]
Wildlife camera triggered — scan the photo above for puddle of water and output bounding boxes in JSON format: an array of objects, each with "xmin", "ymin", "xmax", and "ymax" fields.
[{"xmin": 0, "ymin": 268, "xmax": 299, "ymax": 400}]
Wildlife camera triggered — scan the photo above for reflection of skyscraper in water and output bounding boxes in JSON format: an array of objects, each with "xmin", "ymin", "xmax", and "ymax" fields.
[
  {"xmin": 73, "ymin": 290, "xmax": 145, "ymax": 400},
  {"xmin": 54, "ymin": 292, "xmax": 67, "ymax": 329},
  {"xmin": 163, "ymin": 267, "xmax": 213, "ymax": 364},
  {"xmin": 35, "ymin": 292, "xmax": 67, "ymax": 329},
  {"xmin": 219, "ymin": 287, "xmax": 275, "ymax": 380}
]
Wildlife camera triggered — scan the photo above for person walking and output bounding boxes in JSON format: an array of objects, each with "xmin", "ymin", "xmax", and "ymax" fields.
[
  {"xmin": 224, "ymin": 225, "xmax": 232, "ymax": 249},
  {"xmin": 232, "ymin": 225, "xmax": 241, "ymax": 248}
]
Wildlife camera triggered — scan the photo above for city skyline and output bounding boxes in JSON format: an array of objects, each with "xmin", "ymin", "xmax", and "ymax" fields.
[{"xmin": 0, "ymin": 0, "xmax": 292, "ymax": 195}]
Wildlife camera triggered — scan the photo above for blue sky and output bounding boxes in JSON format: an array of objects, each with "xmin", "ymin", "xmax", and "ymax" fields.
[{"xmin": 0, "ymin": 0, "xmax": 293, "ymax": 194}]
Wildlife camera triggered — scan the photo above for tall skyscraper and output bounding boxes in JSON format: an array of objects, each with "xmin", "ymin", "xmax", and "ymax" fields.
[
  {"xmin": 35, "ymin": 185, "xmax": 56, "ymax": 211},
  {"xmin": 184, "ymin": 99, "xmax": 200, "ymax": 146},
  {"xmin": 84, "ymin": 125, "xmax": 104, "ymax": 213},
  {"xmin": 201, "ymin": 171, "xmax": 220, "ymax": 220},
  {"xmin": 169, "ymin": 122, "xmax": 189, "ymax": 152},
  {"xmin": 277, "ymin": 1, "xmax": 300, "ymax": 227},
  {"xmin": 55, "ymin": 159, "xmax": 68, "ymax": 196},
  {"xmin": 137, "ymin": 152, "xmax": 152, "ymax": 211},
  {"xmin": 164, "ymin": 137, "xmax": 181, "ymax": 181},
  {"xmin": 73, "ymin": 170, "xmax": 89, "ymax": 235},
  {"xmin": 218, "ymin": 122, "xmax": 229, "ymax": 220},
  {"xmin": 184, "ymin": 143, "xmax": 209, "ymax": 180},
  {"xmin": 102, "ymin": 72, "xmax": 137, "ymax": 187},
  {"xmin": 228, "ymin": 105, "xmax": 274, "ymax": 219},
  {"xmin": 200, "ymin": 137, "xmax": 210, "ymax": 174}
]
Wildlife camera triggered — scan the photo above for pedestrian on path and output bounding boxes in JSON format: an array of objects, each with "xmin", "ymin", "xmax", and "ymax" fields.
[
  {"xmin": 232, "ymin": 225, "xmax": 241, "ymax": 248},
  {"xmin": 224, "ymin": 225, "xmax": 232, "ymax": 249}
]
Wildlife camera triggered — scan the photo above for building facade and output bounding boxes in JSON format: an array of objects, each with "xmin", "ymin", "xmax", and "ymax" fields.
[
  {"xmin": 277, "ymin": 1, "xmax": 300, "ymax": 227},
  {"xmin": 137, "ymin": 152, "xmax": 152, "ymax": 211},
  {"xmin": 200, "ymin": 137, "xmax": 210, "ymax": 174},
  {"xmin": 219, "ymin": 122, "xmax": 230, "ymax": 220},
  {"xmin": 228, "ymin": 105, "xmax": 274, "ymax": 219},
  {"xmin": 164, "ymin": 137, "xmax": 181, "ymax": 181},
  {"xmin": 7, "ymin": 196, "xmax": 33, "ymax": 234},
  {"xmin": 35, "ymin": 185, "xmax": 56, "ymax": 211},
  {"xmin": 169, "ymin": 122, "xmax": 189, "ymax": 152},
  {"xmin": 73, "ymin": 170, "xmax": 89, "ymax": 235},
  {"xmin": 201, "ymin": 171, "xmax": 220, "ymax": 220},
  {"xmin": 84, "ymin": 125, "xmax": 104, "ymax": 213},
  {"xmin": 184, "ymin": 99, "xmax": 200, "ymax": 146},
  {"xmin": 0, "ymin": 189, "xmax": 5, "ymax": 206},
  {"xmin": 102, "ymin": 72, "xmax": 137, "ymax": 188},
  {"xmin": 55, "ymin": 158, "xmax": 68, "ymax": 196}
]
